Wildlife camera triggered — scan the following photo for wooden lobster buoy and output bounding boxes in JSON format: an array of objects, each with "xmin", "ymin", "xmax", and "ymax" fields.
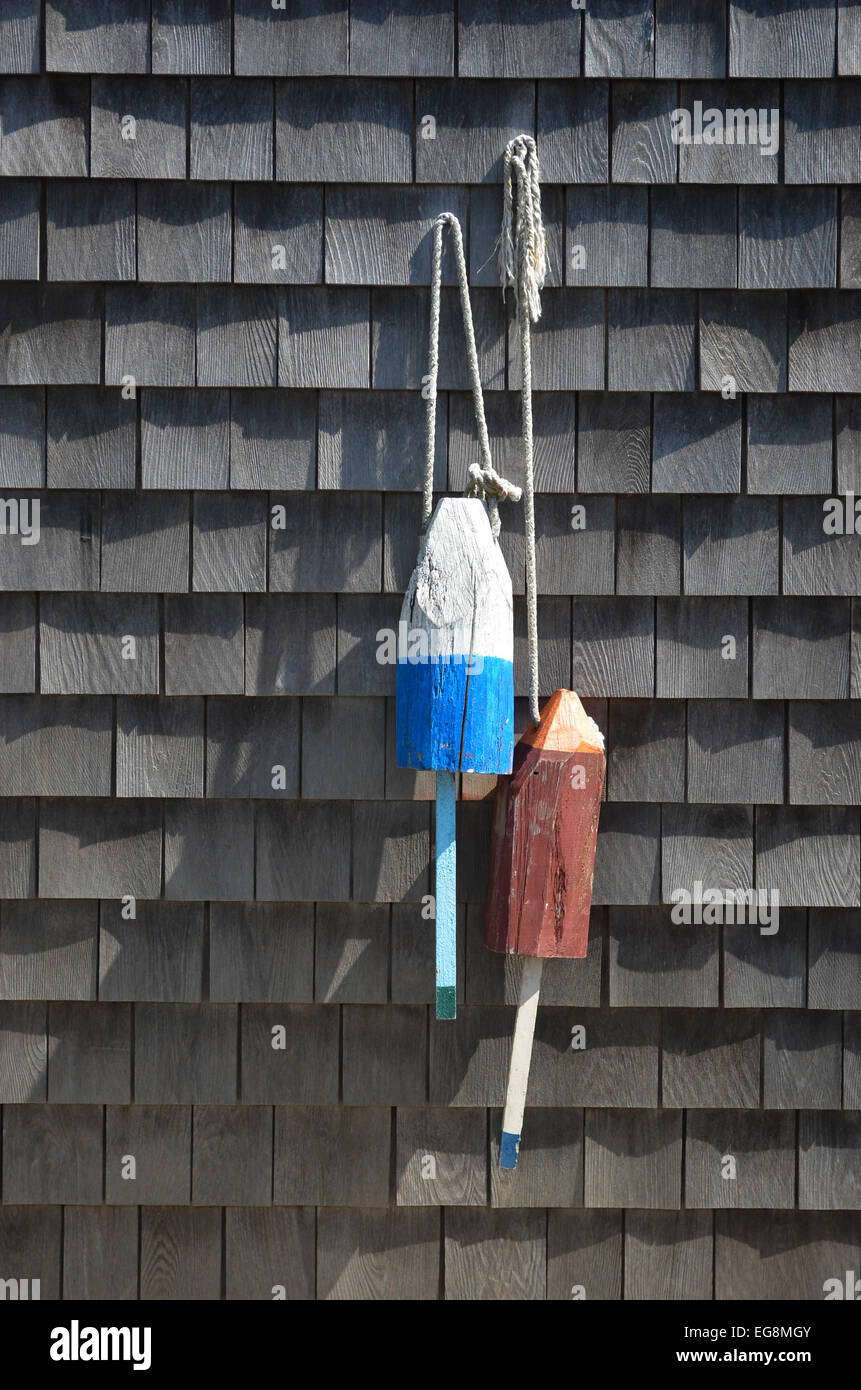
[
  {"xmin": 484, "ymin": 690, "xmax": 605, "ymax": 1166},
  {"xmin": 397, "ymin": 495, "xmax": 514, "ymax": 1019}
]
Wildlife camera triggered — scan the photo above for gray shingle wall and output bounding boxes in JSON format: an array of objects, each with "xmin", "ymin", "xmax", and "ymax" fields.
[{"xmin": 0, "ymin": 1, "xmax": 859, "ymax": 1301}]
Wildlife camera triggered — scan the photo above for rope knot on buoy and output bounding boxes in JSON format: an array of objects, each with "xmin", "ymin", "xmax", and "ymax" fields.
[{"xmin": 465, "ymin": 463, "xmax": 522, "ymax": 539}]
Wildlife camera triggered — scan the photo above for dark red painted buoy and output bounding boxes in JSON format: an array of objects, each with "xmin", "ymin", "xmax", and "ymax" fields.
[{"xmin": 484, "ymin": 689, "xmax": 606, "ymax": 961}]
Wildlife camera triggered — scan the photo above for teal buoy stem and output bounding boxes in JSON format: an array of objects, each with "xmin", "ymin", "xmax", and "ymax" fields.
[{"xmin": 435, "ymin": 770, "xmax": 457, "ymax": 1019}]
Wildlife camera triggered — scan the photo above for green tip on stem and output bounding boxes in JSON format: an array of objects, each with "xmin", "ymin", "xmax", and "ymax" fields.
[{"xmin": 436, "ymin": 985, "xmax": 457, "ymax": 1020}]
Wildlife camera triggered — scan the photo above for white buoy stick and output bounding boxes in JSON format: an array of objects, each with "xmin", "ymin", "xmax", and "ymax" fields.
[{"xmin": 499, "ymin": 955, "xmax": 544, "ymax": 1169}]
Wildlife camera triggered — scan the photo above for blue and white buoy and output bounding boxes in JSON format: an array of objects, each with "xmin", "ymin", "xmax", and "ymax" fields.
[{"xmin": 396, "ymin": 496, "xmax": 515, "ymax": 1018}]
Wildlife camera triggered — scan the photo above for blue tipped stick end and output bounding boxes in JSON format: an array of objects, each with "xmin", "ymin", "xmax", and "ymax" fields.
[
  {"xmin": 500, "ymin": 1131, "xmax": 521, "ymax": 1170},
  {"xmin": 436, "ymin": 985, "xmax": 457, "ymax": 1020}
]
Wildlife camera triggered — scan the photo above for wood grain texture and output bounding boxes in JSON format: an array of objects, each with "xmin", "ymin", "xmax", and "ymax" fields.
[
  {"xmin": 650, "ymin": 185, "xmax": 737, "ymax": 288},
  {"xmin": 116, "ymin": 695, "xmax": 204, "ymax": 799},
  {"xmin": 429, "ymin": 1005, "xmax": 511, "ymax": 1105},
  {"xmin": 789, "ymin": 290, "xmax": 861, "ymax": 391},
  {"xmin": 225, "ymin": 1208, "xmax": 315, "ymax": 1301},
  {"xmin": 701, "ymin": 290, "xmax": 787, "ymax": 392},
  {"xmin": 0, "ymin": 1208, "xmax": 61, "ymax": 1300},
  {"xmin": 445, "ymin": 1209, "xmax": 545, "ymax": 1300},
  {"xmin": 395, "ymin": 1106, "xmax": 486, "ymax": 1205},
  {"xmin": 0, "ymin": 3, "xmax": 40, "ymax": 74},
  {"xmin": 0, "ymin": 490, "xmax": 99, "ymax": 594},
  {"xmin": 657, "ymin": 598, "xmax": 748, "ymax": 698},
  {"xmin": 572, "ymin": 596, "xmax": 655, "ymax": 698},
  {"xmin": 206, "ymin": 696, "xmax": 298, "ymax": 801},
  {"xmin": 314, "ymin": 902, "xmax": 388, "ymax": 1002},
  {"xmin": 747, "ymin": 394, "xmax": 833, "ymax": 494},
  {"xmin": 840, "ymin": 188, "xmax": 861, "ymax": 289},
  {"xmin": 716, "ymin": 1210, "xmax": 861, "ymax": 1299},
  {"xmin": 489, "ymin": 1106, "xmax": 583, "ymax": 1207},
  {"xmin": 790, "ymin": 700, "xmax": 861, "ymax": 806},
  {"xmin": 785, "ymin": 500, "xmax": 861, "ymax": 598},
  {"xmin": 0, "ymin": 798, "xmax": 36, "ymax": 899},
  {"xmin": 753, "ymin": 597, "xmax": 851, "ymax": 699},
  {"xmin": 101, "ymin": 491, "xmax": 189, "ymax": 593},
  {"xmin": 0, "ymin": 75, "xmax": 89, "ymax": 175},
  {"xmin": 740, "ymin": 186, "xmax": 836, "ymax": 289},
  {"xmin": 611, "ymin": 82, "xmax": 676, "ymax": 183},
  {"xmin": 275, "ymin": 1106, "xmax": 390, "ymax": 1207},
  {"xmin": 268, "ymin": 491, "xmax": 381, "ymax": 592},
  {"xmin": 586, "ymin": 0, "xmax": 654, "ymax": 77},
  {"xmin": 164, "ymin": 593, "xmax": 244, "ymax": 696},
  {"xmin": 256, "ymin": 802, "xmax": 351, "ymax": 901},
  {"xmin": 585, "ymin": 1108, "xmax": 682, "ymax": 1208},
  {"xmin": 655, "ymin": 0, "xmax": 726, "ymax": 78},
  {"xmin": 685, "ymin": 1110, "xmax": 795, "ymax": 1210},
  {"xmin": 277, "ymin": 78, "xmax": 411, "ymax": 182},
  {"xmin": 39, "ymin": 797, "xmax": 161, "ymax": 899},
  {"xmin": 209, "ymin": 902, "xmax": 314, "ymax": 1003},
  {"xmin": 105, "ymin": 1104, "xmax": 191, "ymax": 1204},
  {"xmin": 317, "ymin": 1208, "xmax": 439, "ymax": 1301},
  {"xmin": 47, "ymin": 179, "xmax": 135, "ymax": 281},
  {"xmin": 763, "ymin": 1009, "xmax": 842, "ymax": 1109},
  {"xmin": 234, "ymin": 184, "xmax": 322, "ymax": 285},
  {"xmin": 91, "ymin": 77, "xmax": 186, "ymax": 179},
  {"xmin": 234, "ymin": 0, "xmax": 348, "ymax": 77},
  {"xmin": 684, "ymin": 496, "xmax": 779, "ymax": 596},
  {"xmin": 662, "ymin": 803, "xmax": 753, "ymax": 900},
  {"xmin": 193, "ymin": 491, "xmax": 266, "ymax": 593},
  {"xmin": 352, "ymin": 801, "xmax": 430, "ymax": 903},
  {"xmin": 326, "ymin": 184, "xmax": 467, "ymax": 285},
  {"xmin": 809, "ymin": 908, "xmax": 861, "ymax": 1008},
  {"xmin": 415, "ymin": 79, "xmax": 534, "ymax": 183},
  {"xmin": 723, "ymin": 907, "xmax": 806, "ymax": 1009},
  {"xmin": 0, "ymin": 900, "xmax": 98, "ymax": 1001},
  {"xmin": 799, "ymin": 1112, "xmax": 861, "ymax": 1210},
  {"xmin": 509, "ymin": 289, "xmax": 605, "ymax": 391},
  {"xmin": 302, "ymin": 698, "xmax": 385, "ymax": 802},
  {"xmin": 537, "ymin": 80, "xmax": 609, "ymax": 184},
  {"xmin": 688, "ymin": 698, "xmax": 784, "ymax": 805},
  {"xmin": 730, "ymin": 0, "xmax": 834, "ymax": 78},
  {"xmin": 46, "ymin": 0, "xmax": 150, "ymax": 73},
  {"xmin": 0, "ymin": 592, "xmax": 36, "ymax": 693},
  {"xmin": 152, "ymin": 0, "xmax": 231, "ymax": 75},
  {"xmin": 617, "ymin": 495, "xmax": 680, "ymax": 595},
  {"xmin": 47, "ymin": 1001, "xmax": 130, "ymax": 1103},
  {"xmin": 0, "ymin": 694, "xmax": 111, "ymax": 796},
  {"xmin": 245, "ymin": 594, "xmax": 337, "ymax": 696},
  {"xmin": 140, "ymin": 1207, "xmax": 221, "ymax": 1300},
  {"xmin": 279, "ymin": 287, "xmax": 369, "ymax": 388},
  {"xmin": 190, "ymin": 77, "xmax": 272, "ymax": 181},
  {"xmin": 0, "ymin": 385, "xmax": 44, "ymax": 486},
  {"xmin": 757, "ymin": 807, "xmax": 860, "ymax": 908},
  {"xmin": 390, "ymin": 899, "xmax": 466, "ymax": 1005},
  {"xmin": 350, "ymin": 0, "xmax": 453, "ymax": 76},
  {"xmin": 135, "ymin": 1003, "xmax": 237, "ymax": 1104},
  {"xmin": 164, "ymin": 800, "xmax": 254, "ymax": 901},
  {"xmin": 547, "ymin": 1209, "xmax": 622, "ymax": 1300},
  {"xmin": 137, "ymin": 181, "xmax": 232, "ymax": 283},
  {"xmin": 1, "ymin": 1103, "xmax": 102, "ymax": 1204},
  {"xmin": 679, "ymin": 80, "xmax": 780, "ymax": 185},
  {"xmin": 105, "ymin": 285, "xmax": 196, "ymax": 388},
  {"xmin": 192, "ymin": 1106, "xmax": 273, "ymax": 1206},
  {"xmin": 459, "ymin": 0, "xmax": 580, "ymax": 78},
  {"xmin": 785, "ymin": 80, "xmax": 861, "ymax": 183},
  {"xmin": 47, "ymin": 387, "xmax": 135, "ymax": 489},
  {"xmin": 653, "ymin": 394, "xmax": 741, "ymax": 494},
  {"xmin": 0, "ymin": 184, "xmax": 38, "ymax": 280},
  {"xmin": 610, "ymin": 905, "xmax": 720, "ymax": 1007},
  {"xmin": 577, "ymin": 391, "xmax": 649, "ymax": 493},
  {"xmin": 372, "ymin": 286, "xmax": 504, "ymax": 390},
  {"xmin": 230, "ymin": 388, "xmax": 317, "ymax": 490},
  {"xmin": 241, "ymin": 1004, "xmax": 338, "ymax": 1104},
  {"xmin": 197, "ymin": 286, "xmax": 277, "ymax": 388},
  {"xmin": 62, "ymin": 1206, "xmax": 139, "ymax": 1300},
  {"xmin": 624, "ymin": 1210, "xmax": 714, "ymax": 1298},
  {"xmin": 528, "ymin": 1006, "xmax": 659, "ymax": 1108},
  {"xmin": 592, "ymin": 802, "xmax": 660, "ymax": 905},
  {"xmin": 609, "ymin": 290, "xmax": 696, "ymax": 391},
  {"xmin": 321, "ymin": 391, "xmax": 444, "ymax": 492},
  {"xmin": 608, "ymin": 699, "xmax": 685, "ymax": 801},
  {"xmin": 600, "ymin": 186, "xmax": 678, "ymax": 289},
  {"xmin": 0, "ymin": 1000, "xmax": 46, "ymax": 1102},
  {"xmin": 662, "ymin": 1008, "xmax": 760, "ymax": 1108},
  {"xmin": 0, "ymin": 285, "xmax": 101, "ymax": 386},
  {"xmin": 99, "ymin": 900, "xmax": 204, "ymax": 1003}
]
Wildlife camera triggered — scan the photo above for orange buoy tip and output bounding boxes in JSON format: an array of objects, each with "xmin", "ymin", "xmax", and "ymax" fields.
[{"xmin": 520, "ymin": 689, "xmax": 605, "ymax": 754}]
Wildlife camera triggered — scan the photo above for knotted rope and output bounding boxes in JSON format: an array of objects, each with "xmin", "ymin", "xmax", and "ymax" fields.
[
  {"xmin": 500, "ymin": 135, "xmax": 546, "ymax": 727},
  {"xmin": 422, "ymin": 212, "xmax": 520, "ymax": 541}
]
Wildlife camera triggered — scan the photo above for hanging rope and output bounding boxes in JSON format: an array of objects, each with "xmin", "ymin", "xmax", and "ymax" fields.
[
  {"xmin": 500, "ymin": 135, "xmax": 546, "ymax": 727},
  {"xmin": 423, "ymin": 212, "xmax": 520, "ymax": 541}
]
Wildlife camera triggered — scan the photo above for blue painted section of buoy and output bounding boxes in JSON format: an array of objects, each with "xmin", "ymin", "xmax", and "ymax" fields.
[
  {"xmin": 396, "ymin": 654, "xmax": 514, "ymax": 774},
  {"xmin": 500, "ymin": 1131, "xmax": 521, "ymax": 1170},
  {"xmin": 435, "ymin": 769, "xmax": 457, "ymax": 1020}
]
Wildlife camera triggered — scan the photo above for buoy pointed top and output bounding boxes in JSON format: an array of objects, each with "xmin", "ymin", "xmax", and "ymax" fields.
[{"xmin": 521, "ymin": 689, "xmax": 605, "ymax": 753}]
